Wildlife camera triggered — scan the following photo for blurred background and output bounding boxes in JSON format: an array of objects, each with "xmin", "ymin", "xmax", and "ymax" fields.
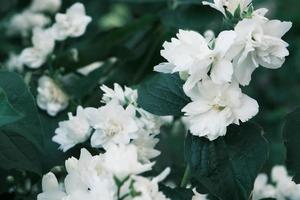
[{"xmin": 0, "ymin": 0, "xmax": 299, "ymax": 199}]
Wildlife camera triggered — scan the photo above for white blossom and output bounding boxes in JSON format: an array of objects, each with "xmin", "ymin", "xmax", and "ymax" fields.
[
  {"xmin": 37, "ymin": 172, "xmax": 67, "ymax": 200},
  {"xmin": 85, "ymin": 101, "xmax": 138, "ymax": 149},
  {"xmin": 102, "ymin": 144, "xmax": 154, "ymax": 180},
  {"xmin": 30, "ymin": 0, "xmax": 62, "ymax": 13},
  {"xmin": 202, "ymin": 0, "xmax": 252, "ymax": 15},
  {"xmin": 182, "ymin": 78, "xmax": 258, "ymax": 140},
  {"xmin": 232, "ymin": 16, "xmax": 292, "ymax": 85},
  {"xmin": 20, "ymin": 28, "xmax": 55, "ymax": 69},
  {"xmin": 252, "ymin": 174, "xmax": 276, "ymax": 200},
  {"xmin": 7, "ymin": 11, "xmax": 50, "ymax": 37},
  {"xmin": 37, "ymin": 76, "xmax": 69, "ymax": 116},
  {"xmin": 53, "ymin": 106, "xmax": 92, "ymax": 152},
  {"xmin": 52, "ymin": 3, "xmax": 92, "ymax": 41},
  {"xmin": 4, "ymin": 53, "xmax": 24, "ymax": 72}
]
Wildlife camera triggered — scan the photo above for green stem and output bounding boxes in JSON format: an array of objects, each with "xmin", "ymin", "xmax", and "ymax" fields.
[{"xmin": 180, "ymin": 165, "xmax": 191, "ymax": 188}]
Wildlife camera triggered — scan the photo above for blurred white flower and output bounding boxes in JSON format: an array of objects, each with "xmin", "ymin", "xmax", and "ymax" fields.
[
  {"xmin": 4, "ymin": 53, "xmax": 24, "ymax": 72},
  {"xmin": 85, "ymin": 101, "xmax": 138, "ymax": 149},
  {"xmin": 233, "ymin": 17, "xmax": 292, "ymax": 85},
  {"xmin": 203, "ymin": 0, "xmax": 252, "ymax": 15},
  {"xmin": 103, "ymin": 144, "xmax": 154, "ymax": 180},
  {"xmin": 52, "ymin": 3, "xmax": 92, "ymax": 41},
  {"xmin": 30, "ymin": 0, "xmax": 62, "ymax": 13},
  {"xmin": 20, "ymin": 28, "xmax": 55, "ymax": 69},
  {"xmin": 7, "ymin": 11, "xmax": 50, "ymax": 37},
  {"xmin": 37, "ymin": 76, "xmax": 69, "ymax": 116},
  {"xmin": 252, "ymin": 174, "xmax": 276, "ymax": 200},
  {"xmin": 182, "ymin": 78, "xmax": 258, "ymax": 140},
  {"xmin": 53, "ymin": 106, "xmax": 92, "ymax": 152},
  {"xmin": 192, "ymin": 189, "xmax": 208, "ymax": 200},
  {"xmin": 154, "ymin": 29, "xmax": 237, "ymax": 91},
  {"xmin": 132, "ymin": 131, "xmax": 160, "ymax": 163},
  {"xmin": 37, "ymin": 172, "xmax": 67, "ymax": 200}
]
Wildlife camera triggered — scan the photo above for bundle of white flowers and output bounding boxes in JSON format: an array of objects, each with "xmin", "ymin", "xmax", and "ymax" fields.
[
  {"xmin": 253, "ymin": 165, "xmax": 300, "ymax": 200},
  {"xmin": 53, "ymin": 83, "xmax": 172, "ymax": 163},
  {"xmin": 38, "ymin": 146, "xmax": 170, "ymax": 200},
  {"xmin": 154, "ymin": 0, "xmax": 292, "ymax": 141}
]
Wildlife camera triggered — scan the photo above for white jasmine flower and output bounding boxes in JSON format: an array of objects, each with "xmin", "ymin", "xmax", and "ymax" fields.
[
  {"xmin": 52, "ymin": 3, "xmax": 92, "ymax": 41},
  {"xmin": 37, "ymin": 76, "xmax": 69, "ymax": 116},
  {"xmin": 85, "ymin": 101, "xmax": 138, "ymax": 149},
  {"xmin": 103, "ymin": 144, "xmax": 154, "ymax": 179},
  {"xmin": 233, "ymin": 17, "xmax": 292, "ymax": 85},
  {"xmin": 4, "ymin": 53, "xmax": 24, "ymax": 72},
  {"xmin": 155, "ymin": 29, "xmax": 237, "ymax": 91},
  {"xmin": 252, "ymin": 174, "xmax": 275, "ymax": 200},
  {"xmin": 203, "ymin": 0, "xmax": 252, "ymax": 15},
  {"xmin": 132, "ymin": 132, "xmax": 161, "ymax": 163},
  {"xmin": 192, "ymin": 189, "xmax": 208, "ymax": 200},
  {"xmin": 30, "ymin": 0, "xmax": 62, "ymax": 13},
  {"xmin": 182, "ymin": 79, "xmax": 258, "ymax": 140},
  {"xmin": 100, "ymin": 83, "xmax": 138, "ymax": 106},
  {"xmin": 7, "ymin": 11, "xmax": 50, "ymax": 37},
  {"xmin": 53, "ymin": 106, "xmax": 92, "ymax": 152},
  {"xmin": 37, "ymin": 172, "xmax": 67, "ymax": 200},
  {"xmin": 20, "ymin": 28, "xmax": 55, "ymax": 69}
]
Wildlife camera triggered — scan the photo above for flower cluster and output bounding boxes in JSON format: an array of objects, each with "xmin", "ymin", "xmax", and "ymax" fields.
[
  {"xmin": 53, "ymin": 83, "xmax": 172, "ymax": 163},
  {"xmin": 38, "ymin": 146, "xmax": 170, "ymax": 200},
  {"xmin": 253, "ymin": 165, "xmax": 300, "ymax": 200},
  {"xmin": 154, "ymin": 0, "xmax": 292, "ymax": 140}
]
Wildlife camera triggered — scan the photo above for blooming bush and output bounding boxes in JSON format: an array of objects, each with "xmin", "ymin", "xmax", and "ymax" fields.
[{"xmin": 0, "ymin": 0, "xmax": 300, "ymax": 200}]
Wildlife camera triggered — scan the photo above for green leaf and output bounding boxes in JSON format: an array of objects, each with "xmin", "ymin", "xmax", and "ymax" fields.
[
  {"xmin": 160, "ymin": 185, "xmax": 194, "ymax": 200},
  {"xmin": 137, "ymin": 73, "xmax": 190, "ymax": 116},
  {"xmin": 283, "ymin": 107, "xmax": 300, "ymax": 183},
  {"xmin": 185, "ymin": 123, "xmax": 268, "ymax": 200},
  {"xmin": 0, "ymin": 88, "xmax": 23, "ymax": 127}
]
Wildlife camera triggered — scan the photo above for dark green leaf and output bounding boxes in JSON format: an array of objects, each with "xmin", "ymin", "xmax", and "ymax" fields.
[
  {"xmin": 185, "ymin": 123, "xmax": 268, "ymax": 200},
  {"xmin": 137, "ymin": 73, "xmax": 190, "ymax": 116},
  {"xmin": 160, "ymin": 185, "xmax": 194, "ymax": 200},
  {"xmin": 0, "ymin": 88, "xmax": 23, "ymax": 127},
  {"xmin": 283, "ymin": 107, "xmax": 300, "ymax": 183}
]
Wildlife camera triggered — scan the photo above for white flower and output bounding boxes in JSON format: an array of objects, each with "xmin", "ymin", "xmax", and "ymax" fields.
[
  {"xmin": 7, "ymin": 11, "xmax": 50, "ymax": 37},
  {"xmin": 252, "ymin": 174, "xmax": 275, "ymax": 200},
  {"xmin": 37, "ymin": 76, "xmax": 69, "ymax": 116},
  {"xmin": 30, "ymin": 0, "xmax": 62, "ymax": 13},
  {"xmin": 53, "ymin": 106, "xmax": 92, "ymax": 152},
  {"xmin": 132, "ymin": 131, "xmax": 161, "ymax": 163},
  {"xmin": 100, "ymin": 83, "xmax": 138, "ymax": 106},
  {"xmin": 233, "ymin": 17, "xmax": 292, "ymax": 85},
  {"xmin": 4, "ymin": 53, "xmax": 24, "ymax": 72},
  {"xmin": 192, "ymin": 189, "xmax": 208, "ymax": 200},
  {"xmin": 37, "ymin": 172, "xmax": 67, "ymax": 200},
  {"xmin": 84, "ymin": 101, "xmax": 138, "ymax": 149},
  {"xmin": 182, "ymin": 79, "xmax": 258, "ymax": 140},
  {"xmin": 154, "ymin": 29, "xmax": 237, "ymax": 91},
  {"xmin": 203, "ymin": 0, "xmax": 252, "ymax": 15},
  {"xmin": 20, "ymin": 28, "xmax": 55, "ymax": 69},
  {"xmin": 52, "ymin": 3, "xmax": 92, "ymax": 41},
  {"xmin": 103, "ymin": 144, "xmax": 154, "ymax": 180}
]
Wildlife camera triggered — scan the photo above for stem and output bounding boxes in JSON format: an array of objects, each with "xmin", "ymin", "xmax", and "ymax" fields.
[{"xmin": 180, "ymin": 165, "xmax": 191, "ymax": 188}]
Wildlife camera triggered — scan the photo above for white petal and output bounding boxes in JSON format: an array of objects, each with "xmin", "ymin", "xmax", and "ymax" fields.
[
  {"xmin": 211, "ymin": 59, "xmax": 233, "ymax": 84},
  {"xmin": 233, "ymin": 94, "xmax": 259, "ymax": 123},
  {"xmin": 214, "ymin": 30, "xmax": 237, "ymax": 58},
  {"xmin": 234, "ymin": 54, "xmax": 258, "ymax": 86},
  {"xmin": 154, "ymin": 62, "xmax": 176, "ymax": 73}
]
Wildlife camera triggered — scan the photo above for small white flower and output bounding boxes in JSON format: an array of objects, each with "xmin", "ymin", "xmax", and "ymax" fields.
[
  {"xmin": 203, "ymin": 0, "xmax": 252, "ymax": 15},
  {"xmin": 30, "ymin": 0, "xmax": 62, "ymax": 13},
  {"xmin": 52, "ymin": 3, "xmax": 92, "ymax": 41},
  {"xmin": 182, "ymin": 78, "xmax": 258, "ymax": 140},
  {"xmin": 192, "ymin": 189, "xmax": 208, "ymax": 200},
  {"xmin": 37, "ymin": 76, "xmax": 69, "ymax": 116},
  {"xmin": 233, "ymin": 17, "xmax": 292, "ymax": 85},
  {"xmin": 103, "ymin": 144, "xmax": 154, "ymax": 180},
  {"xmin": 53, "ymin": 106, "xmax": 92, "ymax": 152},
  {"xmin": 7, "ymin": 11, "xmax": 50, "ymax": 37},
  {"xmin": 37, "ymin": 172, "xmax": 67, "ymax": 200},
  {"xmin": 20, "ymin": 28, "xmax": 55, "ymax": 69},
  {"xmin": 252, "ymin": 174, "xmax": 276, "ymax": 200},
  {"xmin": 132, "ymin": 131, "xmax": 161, "ymax": 163},
  {"xmin": 85, "ymin": 101, "xmax": 138, "ymax": 149},
  {"xmin": 4, "ymin": 53, "xmax": 24, "ymax": 72}
]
